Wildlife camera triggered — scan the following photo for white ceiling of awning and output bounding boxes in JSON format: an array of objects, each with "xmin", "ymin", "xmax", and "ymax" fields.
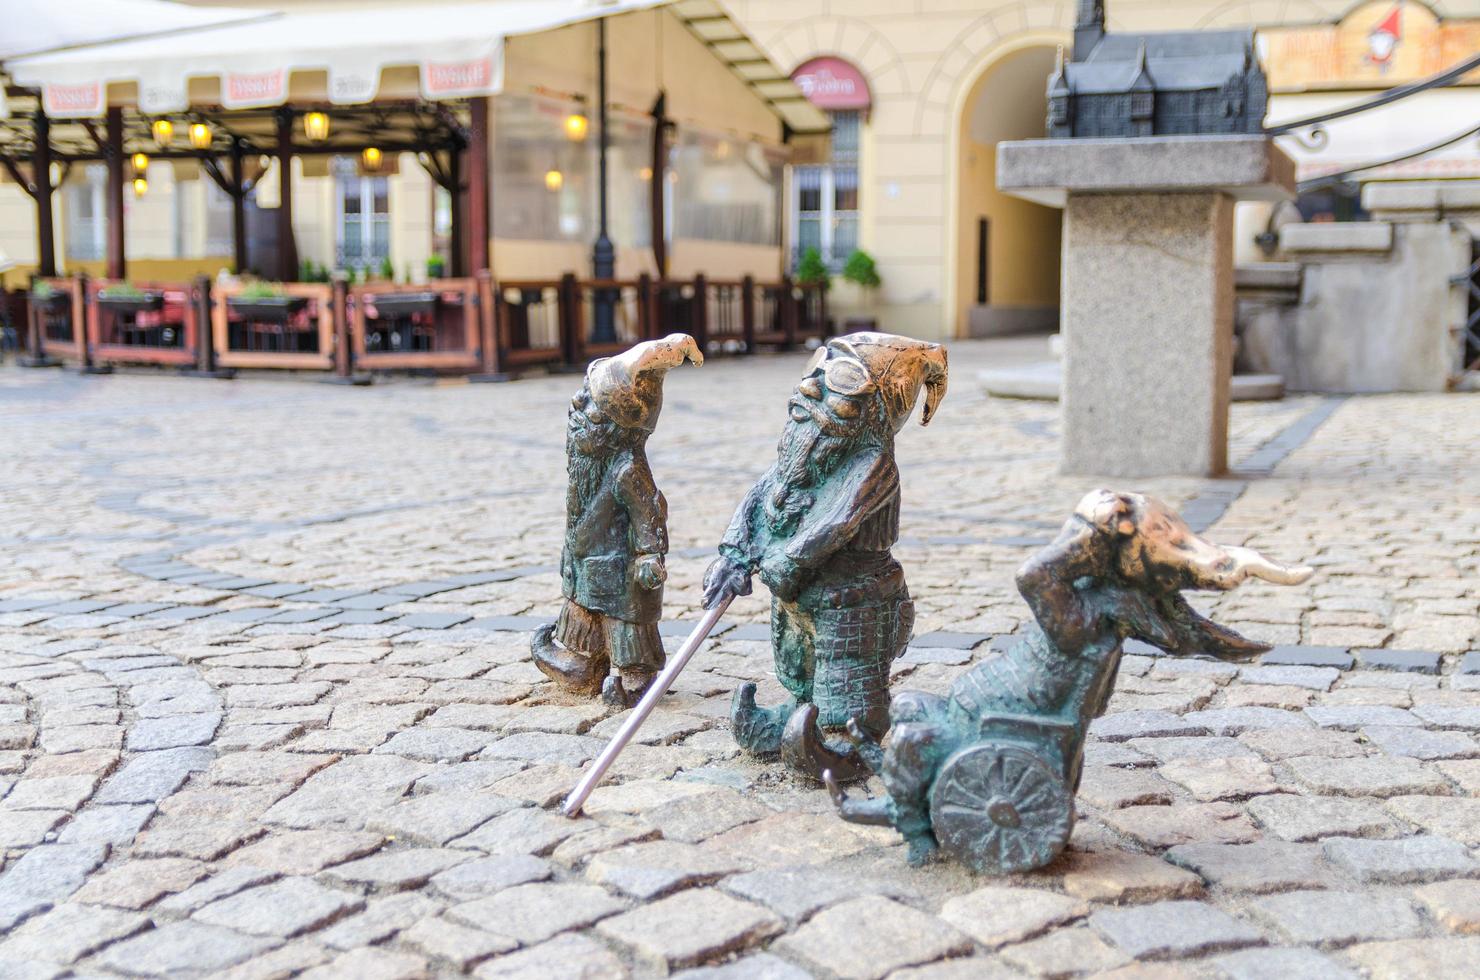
[
  {"xmin": 4, "ymin": 0, "xmax": 828, "ymax": 132},
  {"xmin": 0, "ymin": 0, "xmax": 270, "ymax": 62}
]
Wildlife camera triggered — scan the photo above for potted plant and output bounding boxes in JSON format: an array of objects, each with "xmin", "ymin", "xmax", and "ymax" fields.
[
  {"xmin": 841, "ymin": 248, "xmax": 882, "ymax": 331},
  {"xmin": 794, "ymin": 247, "xmax": 830, "ymax": 290},
  {"xmin": 426, "ymin": 254, "xmax": 446, "ymax": 280},
  {"xmin": 96, "ymin": 281, "xmax": 164, "ymax": 315},
  {"xmin": 29, "ymin": 280, "xmax": 69, "ymax": 313},
  {"xmin": 377, "ymin": 256, "xmax": 395, "ymax": 282},
  {"xmin": 227, "ymin": 281, "xmax": 309, "ymax": 322}
]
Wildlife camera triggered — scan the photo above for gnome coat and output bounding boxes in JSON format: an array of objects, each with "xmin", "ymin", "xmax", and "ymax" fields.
[
  {"xmin": 561, "ymin": 449, "xmax": 667, "ymax": 625},
  {"xmin": 718, "ymin": 449, "xmax": 901, "ymax": 602}
]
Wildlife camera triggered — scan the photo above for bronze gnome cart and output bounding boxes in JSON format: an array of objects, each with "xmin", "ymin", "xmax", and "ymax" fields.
[{"xmin": 828, "ymin": 489, "xmax": 1313, "ymax": 874}]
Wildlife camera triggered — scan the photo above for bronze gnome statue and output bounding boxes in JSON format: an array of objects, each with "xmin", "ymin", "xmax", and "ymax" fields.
[
  {"xmin": 703, "ymin": 332, "xmax": 948, "ymax": 781},
  {"xmin": 827, "ymin": 490, "xmax": 1313, "ymax": 872},
  {"xmin": 532, "ymin": 334, "xmax": 702, "ymax": 707}
]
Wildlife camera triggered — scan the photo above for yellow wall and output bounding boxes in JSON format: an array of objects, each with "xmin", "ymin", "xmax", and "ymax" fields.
[{"xmin": 953, "ymin": 44, "xmax": 1062, "ymax": 335}]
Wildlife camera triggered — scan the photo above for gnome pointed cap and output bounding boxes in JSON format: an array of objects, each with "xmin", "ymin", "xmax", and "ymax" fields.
[
  {"xmin": 829, "ymin": 331, "xmax": 949, "ymax": 432},
  {"xmin": 587, "ymin": 333, "xmax": 703, "ymax": 433}
]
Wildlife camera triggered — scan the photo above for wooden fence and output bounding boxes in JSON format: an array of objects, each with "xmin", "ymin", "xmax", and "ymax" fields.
[{"xmin": 4, "ymin": 273, "xmax": 829, "ymax": 380}]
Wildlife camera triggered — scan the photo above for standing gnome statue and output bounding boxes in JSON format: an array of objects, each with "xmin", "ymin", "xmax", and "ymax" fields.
[
  {"xmin": 703, "ymin": 332, "xmax": 948, "ymax": 780},
  {"xmin": 532, "ymin": 334, "xmax": 703, "ymax": 707}
]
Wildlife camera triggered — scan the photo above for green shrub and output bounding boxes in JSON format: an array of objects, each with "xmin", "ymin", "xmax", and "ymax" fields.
[
  {"xmin": 377, "ymin": 256, "xmax": 395, "ymax": 281},
  {"xmin": 238, "ymin": 281, "xmax": 286, "ymax": 301},
  {"xmin": 794, "ymin": 247, "xmax": 830, "ymax": 288},
  {"xmin": 30, "ymin": 281, "xmax": 54, "ymax": 298},
  {"xmin": 106, "ymin": 282, "xmax": 145, "ymax": 298},
  {"xmin": 426, "ymin": 254, "xmax": 447, "ymax": 279},
  {"xmin": 842, "ymin": 249, "xmax": 881, "ymax": 289}
]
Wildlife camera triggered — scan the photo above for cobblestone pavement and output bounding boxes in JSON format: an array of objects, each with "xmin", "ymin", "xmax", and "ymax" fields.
[{"xmin": 0, "ymin": 341, "xmax": 1477, "ymax": 979}]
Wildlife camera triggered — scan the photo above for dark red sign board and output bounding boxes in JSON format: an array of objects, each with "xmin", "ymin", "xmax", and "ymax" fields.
[{"xmin": 791, "ymin": 57, "xmax": 871, "ymax": 111}]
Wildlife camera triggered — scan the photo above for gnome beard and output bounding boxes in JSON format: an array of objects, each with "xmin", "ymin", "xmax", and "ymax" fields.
[{"xmin": 766, "ymin": 399, "xmax": 875, "ymax": 533}]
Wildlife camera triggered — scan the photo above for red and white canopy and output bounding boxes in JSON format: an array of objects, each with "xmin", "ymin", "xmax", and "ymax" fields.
[
  {"xmin": 0, "ymin": 0, "xmax": 269, "ymax": 62},
  {"xmin": 4, "ymin": 0, "xmax": 825, "ymax": 134}
]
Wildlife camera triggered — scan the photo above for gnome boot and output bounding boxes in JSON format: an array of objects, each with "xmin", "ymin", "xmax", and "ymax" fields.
[
  {"xmin": 730, "ymin": 683, "xmax": 797, "ymax": 755},
  {"xmin": 601, "ymin": 669, "xmax": 657, "ymax": 709},
  {"xmin": 780, "ymin": 703, "xmax": 873, "ymax": 783},
  {"xmin": 531, "ymin": 624, "xmax": 607, "ymax": 696}
]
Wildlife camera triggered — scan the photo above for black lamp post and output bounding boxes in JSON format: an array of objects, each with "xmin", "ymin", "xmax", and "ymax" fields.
[{"xmin": 591, "ymin": 16, "xmax": 617, "ymax": 343}]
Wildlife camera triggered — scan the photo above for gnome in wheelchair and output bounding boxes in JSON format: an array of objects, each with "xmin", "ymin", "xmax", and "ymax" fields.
[
  {"xmin": 826, "ymin": 489, "xmax": 1313, "ymax": 872},
  {"xmin": 702, "ymin": 332, "xmax": 948, "ymax": 781}
]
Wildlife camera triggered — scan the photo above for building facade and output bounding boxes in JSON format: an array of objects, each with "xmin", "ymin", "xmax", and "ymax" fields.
[
  {"xmin": 5, "ymin": 0, "xmax": 1480, "ymax": 342},
  {"xmin": 728, "ymin": 0, "xmax": 1480, "ymax": 339}
]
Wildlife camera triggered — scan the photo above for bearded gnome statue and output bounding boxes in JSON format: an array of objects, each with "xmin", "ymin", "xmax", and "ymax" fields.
[
  {"xmin": 702, "ymin": 332, "xmax": 948, "ymax": 780},
  {"xmin": 532, "ymin": 334, "xmax": 702, "ymax": 707}
]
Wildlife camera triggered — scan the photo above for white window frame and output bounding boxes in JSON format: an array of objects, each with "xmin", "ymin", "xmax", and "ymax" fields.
[
  {"xmin": 334, "ymin": 163, "xmax": 391, "ymax": 269},
  {"xmin": 787, "ymin": 109, "xmax": 859, "ymax": 272}
]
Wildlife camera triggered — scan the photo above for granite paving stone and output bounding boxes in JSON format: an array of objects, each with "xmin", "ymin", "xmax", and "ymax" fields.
[
  {"xmin": 1321, "ymin": 835, "xmax": 1479, "ymax": 883},
  {"xmin": 938, "ymin": 886, "xmax": 1087, "ymax": 948},
  {"xmin": 1249, "ymin": 891, "xmax": 1422, "ymax": 947},
  {"xmin": 1163, "ymin": 840, "xmax": 1332, "ymax": 892},
  {"xmin": 599, "ymin": 887, "xmax": 785, "ymax": 970},
  {"xmin": 316, "ymin": 893, "xmax": 442, "ymax": 950},
  {"xmin": 448, "ymin": 882, "xmax": 625, "ymax": 945},
  {"xmin": 1210, "ymin": 947, "xmax": 1358, "ymax": 980},
  {"xmin": 1343, "ymin": 937, "xmax": 1480, "ymax": 979},
  {"xmin": 1059, "ymin": 850, "xmax": 1205, "ymax": 903},
  {"xmin": 773, "ymin": 896, "xmax": 970, "ymax": 980},
  {"xmin": 92, "ymin": 921, "xmax": 279, "ymax": 975},
  {"xmin": 1244, "ymin": 794, "xmax": 1403, "ymax": 841},
  {"xmin": 1089, "ymin": 900, "xmax": 1264, "ymax": 959},
  {"xmin": 473, "ymin": 933, "xmax": 627, "ymax": 979},
  {"xmin": 193, "ymin": 876, "xmax": 364, "ymax": 937}
]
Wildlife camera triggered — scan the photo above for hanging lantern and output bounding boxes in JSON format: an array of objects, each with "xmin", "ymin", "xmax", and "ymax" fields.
[
  {"xmin": 132, "ymin": 176, "xmax": 148, "ymax": 197},
  {"xmin": 304, "ymin": 111, "xmax": 330, "ymax": 142},
  {"xmin": 130, "ymin": 152, "xmax": 150, "ymax": 177},
  {"xmin": 563, "ymin": 111, "xmax": 589, "ymax": 142},
  {"xmin": 544, "ymin": 168, "xmax": 564, "ymax": 191},
  {"xmin": 151, "ymin": 119, "xmax": 174, "ymax": 147},
  {"xmin": 638, "ymin": 166, "xmax": 653, "ymax": 181},
  {"xmin": 188, "ymin": 122, "xmax": 212, "ymax": 150},
  {"xmin": 362, "ymin": 146, "xmax": 384, "ymax": 172}
]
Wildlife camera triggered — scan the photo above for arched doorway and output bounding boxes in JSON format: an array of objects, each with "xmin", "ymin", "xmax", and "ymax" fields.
[{"xmin": 952, "ymin": 44, "xmax": 1063, "ymax": 338}]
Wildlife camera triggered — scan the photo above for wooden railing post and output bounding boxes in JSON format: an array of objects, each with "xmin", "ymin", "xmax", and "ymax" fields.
[
  {"xmin": 637, "ymin": 272, "xmax": 652, "ymax": 340},
  {"xmin": 741, "ymin": 274, "xmax": 756, "ymax": 354},
  {"xmin": 782, "ymin": 274, "xmax": 799, "ymax": 349},
  {"xmin": 332, "ymin": 273, "xmax": 352, "ymax": 379},
  {"xmin": 560, "ymin": 272, "xmax": 582, "ymax": 367},
  {"xmin": 692, "ymin": 274, "xmax": 708, "ymax": 355},
  {"xmin": 19, "ymin": 275, "xmax": 60, "ymax": 368},
  {"xmin": 183, "ymin": 274, "xmax": 231, "ymax": 378},
  {"xmin": 78, "ymin": 273, "xmax": 110, "ymax": 374},
  {"xmin": 475, "ymin": 269, "xmax": 500, "ymax": 376}
]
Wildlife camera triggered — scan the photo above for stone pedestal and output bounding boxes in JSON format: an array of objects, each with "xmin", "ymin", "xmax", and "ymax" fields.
[{"xmin": 998, "ymin": 136, "xmax": 1295, "ymax": 477}]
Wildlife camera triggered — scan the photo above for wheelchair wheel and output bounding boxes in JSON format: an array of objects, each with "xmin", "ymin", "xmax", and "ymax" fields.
[{"xmin": 929, "ymin": 742, "xmax": 1072, "ymax": 875}]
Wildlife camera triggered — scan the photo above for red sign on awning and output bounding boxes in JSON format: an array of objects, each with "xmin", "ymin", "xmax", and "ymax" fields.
[{"xmin": 791, "ymin": 57, "xmax": 871, "ymax": 111}]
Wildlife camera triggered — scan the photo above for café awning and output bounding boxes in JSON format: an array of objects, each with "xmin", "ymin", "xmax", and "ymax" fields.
[
  {"xmin": 0, "ymin": 0, "xmax": 269, "ymax": 62},
  {"xmin": 4, "ymin": 0, "xmax": 830, "ymax": 132}
]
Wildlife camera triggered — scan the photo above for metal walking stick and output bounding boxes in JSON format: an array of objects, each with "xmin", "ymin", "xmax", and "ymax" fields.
[{"xmin": 562, "ymin": 596, "xmax": 732, "ymax": 818}]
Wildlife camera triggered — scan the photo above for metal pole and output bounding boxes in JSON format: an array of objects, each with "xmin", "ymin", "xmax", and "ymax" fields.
[
  {"xmin": 34, "ymin": 111, "xmax": 56, "ymax": 278},
  {"xmin": 590, "ymin": 16, "xmax": 616, "ymax": 343},
  {"xmin": 105, "ymin": 107, "xmax": 125, "ymax": 280},
  {"xmin": 275, "ymin": 109, "xmax": 298, "ymax": 281},
  {"xmin": 230, "ymin": 140, "xmax": 248, "ymax": 275},
  {"xmin": 562, "ymin": 597, "xmax": 731, "ymax": 817}
]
